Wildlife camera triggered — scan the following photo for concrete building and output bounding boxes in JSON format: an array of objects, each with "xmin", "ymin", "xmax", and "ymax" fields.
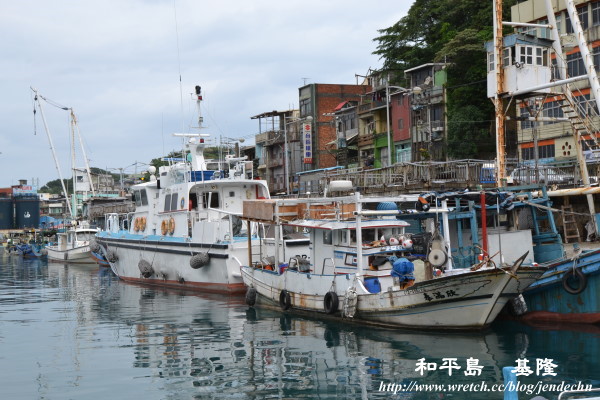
[
  {"xmin": 252, "ymin": 110, "xmax": 302, "ymax": 194},
  {"xmin": 331, "ymin": 100, "xmax": 360, "ymax": 168},
  {"xmin": 404, "ymin": 63, "xmax": 448, "ymax": 161},
  {"xmin": 510, "ymin": 0, "xmax": 600, "ymax": 163},
  {"xmin": 299, "ymin": 83, "xmax": 368, "ymax": 170}
]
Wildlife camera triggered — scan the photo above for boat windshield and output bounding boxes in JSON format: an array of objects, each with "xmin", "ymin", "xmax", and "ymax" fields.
[{"xmin": 76, "ymin": 231, "xmax": 95, "ymax": 241}]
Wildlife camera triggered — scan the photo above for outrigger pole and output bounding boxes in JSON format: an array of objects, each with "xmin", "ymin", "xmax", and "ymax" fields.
[{"xmin": 31, "ymin": 87, "xmax": 74, "ymax": 218}]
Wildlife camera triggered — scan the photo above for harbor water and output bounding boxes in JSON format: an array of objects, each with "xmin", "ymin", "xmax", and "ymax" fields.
[{"xmin": 1, "ymin": 253, "xmax": 598, "ymax": 399}]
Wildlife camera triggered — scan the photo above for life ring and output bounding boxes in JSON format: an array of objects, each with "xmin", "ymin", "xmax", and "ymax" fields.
[
  {"xmin": 134, "ymin": 217, "xmax": 140, "ymax": 232},
  {"xmin": 562, "ymin": 267, "xmax": 587, "ymax": 295},
  {"xmin": 279, "ymin": 290, "xmax": 292, "ymax": 310},
  {"xmin": 161, "ymin": 220, "xmax": 168, "ymax": 235},
  {"xmin": 168, "ymin": 217, "xmax": 175, "ymax": 235},
  {"xmin": 140, "ymin": 216, "xmax": 146, "ymax": 231},
  {"xmin": 245, "ymin": 287, "xmax": 257, "ymax": 306},
  {"xmin": 323, "ymin": 291, "xmax": 339, "ymax": 314}
]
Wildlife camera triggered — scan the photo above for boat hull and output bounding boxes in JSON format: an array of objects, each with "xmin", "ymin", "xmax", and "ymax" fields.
[
  {"xmin": 97, "ymin": 234, "xmax": 252, "ymax": 294},
  {"xmin": 521, "ymin": 249, "xmax": 600, "ymax": 324},
  {"xmin": 241, "ymin": 266, "xmax": 546, "ymax": 330},
  {"xmin": 46, "ymin": 245, "xmax": 95, "ymax": 263}
]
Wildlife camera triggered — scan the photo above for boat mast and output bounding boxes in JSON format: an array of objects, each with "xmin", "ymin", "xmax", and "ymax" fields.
[
  {"xmin": 493, "ymin": 0, "xmax": 506, "ymax": 186},
  {"xmin": 70, "ymin": 109, "xmax": 77, "ymax": 219},
  {"xmin": 563, "ymin": 0, "xmax": 597, "ymax": 223},
  {"xmin": 31, "ymin": 88, "xmax": 74, "ymax": 218},
  {"xmin": 71, "ymin": 109, "xmax": 96, "ymax": 196}
]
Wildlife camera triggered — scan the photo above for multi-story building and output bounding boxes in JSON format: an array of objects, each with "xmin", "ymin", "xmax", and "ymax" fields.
[
  {"xmin": 390, "ymin": 90, "xmax": 412, "ymax": 163},
  {"xmin": 331, "ymin": 100, "xmax": 360, "ymax": 168},
  {"xmin": 404, "ymin": 63, "xmax": 448, "ymax": 161},
  {"xmin": 357, "ymin": 72, "xmax": 392, "ymax": 168},
  {"xmin": 252, "ymin": 110, "xmax": 302, "ymax": 194},
  {"xmin": 299, "ymin": 83, "xmax": 368, "ymax": 170},
  {"xmin": 511, "ymin": 0, "xmax": 600, "ymax": 163}
]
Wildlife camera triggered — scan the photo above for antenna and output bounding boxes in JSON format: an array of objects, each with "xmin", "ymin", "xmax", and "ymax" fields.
[{"xmin": 302, "ymin": 77, "xmax": 310, "ymax": 85}]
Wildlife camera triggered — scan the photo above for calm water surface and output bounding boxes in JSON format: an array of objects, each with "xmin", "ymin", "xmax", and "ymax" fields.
[{"xmin": 0, "ymin": 253, "xmax": 598, "ymax": 399}]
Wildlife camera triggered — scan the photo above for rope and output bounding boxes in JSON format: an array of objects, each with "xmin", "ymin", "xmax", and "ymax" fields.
[{"xmin": 522, "ymin": 200, "xmax": 592, "ymax": 216}]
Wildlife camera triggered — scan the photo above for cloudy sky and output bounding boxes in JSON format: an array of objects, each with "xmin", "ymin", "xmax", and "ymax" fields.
[{"xmin": 1, "ymin": 0, "xmax": 411, "ymax": 188}]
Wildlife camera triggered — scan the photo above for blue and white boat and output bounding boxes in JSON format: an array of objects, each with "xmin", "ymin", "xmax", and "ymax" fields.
[
  {"xmin": 15, "ymin": 243, "xmax": 47, "ymax": 258},
  {"xmin": 96, "ymin": 87, "xmax": 298, "ymax": 293}
]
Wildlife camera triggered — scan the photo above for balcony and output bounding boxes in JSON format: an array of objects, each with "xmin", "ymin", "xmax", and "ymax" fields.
[{"xmin": 358, "ymin": 100, "xmax": 387, "ymax": 114}]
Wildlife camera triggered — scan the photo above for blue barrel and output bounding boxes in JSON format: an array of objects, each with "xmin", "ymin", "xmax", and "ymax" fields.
[
  {"xmin": 14, "ymin": 195, "xmax": 40, "ymax": 229},
  {"xmin": 364, "ymin": 277, "xmax": 381, "ymax": 293},
  {"xmin": 0, "ymin": 198, "xmax": 13, "ymax": 229}
]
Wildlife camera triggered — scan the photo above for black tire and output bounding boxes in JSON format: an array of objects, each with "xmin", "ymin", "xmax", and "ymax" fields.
[
  {"xmin": 245, "ymin": 287, "xmax": 257, "ymax": 306},
  {"xmin": 323, "ymin": 291, "xmax": 339, "ymax": 314},
  {"xmin": 279, "ymin": 290, "xmax": 292, "ymax": 310},
  {"xmin": 562, "ymin": 267, "xmax": 587, "ymax": 295}
]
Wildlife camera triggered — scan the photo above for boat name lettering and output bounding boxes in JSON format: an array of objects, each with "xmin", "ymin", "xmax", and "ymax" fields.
[{"xmin": 423, "ymin": 290, "xmax": 458, "ymax": 302}]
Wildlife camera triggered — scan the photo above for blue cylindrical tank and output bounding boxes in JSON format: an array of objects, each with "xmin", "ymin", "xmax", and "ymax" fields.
[
  {"xmin": 14, "ymin": 195, "xmax": 40, "ymax": 229},
  {"xmin": 0, "ymin": 198, "xmax": 13, "ymax": 229}
]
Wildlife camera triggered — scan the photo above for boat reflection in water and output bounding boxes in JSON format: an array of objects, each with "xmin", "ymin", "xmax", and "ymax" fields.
[{"xmin": 3, "ymin": 257, "xmax": 597, "ymax": 399}]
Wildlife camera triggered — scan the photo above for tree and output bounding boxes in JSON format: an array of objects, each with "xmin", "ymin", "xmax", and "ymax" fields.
[{"xmin": 373, "ymin": 0, "xmax": 516, "ymax": 158}]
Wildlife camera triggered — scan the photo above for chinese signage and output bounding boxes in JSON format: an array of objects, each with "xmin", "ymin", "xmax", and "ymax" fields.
[
  {"xmin": 303, "ymin": 123, "xmax": 312, "ymax": 164},
  {"xmin": 13, "ymin": 186, "xmax": 38, "ymax": 196}
]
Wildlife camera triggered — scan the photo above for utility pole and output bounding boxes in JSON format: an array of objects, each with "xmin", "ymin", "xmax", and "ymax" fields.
[{"xmin": 493, "ymin": 0, "xmax": 506, "ymax": 187}]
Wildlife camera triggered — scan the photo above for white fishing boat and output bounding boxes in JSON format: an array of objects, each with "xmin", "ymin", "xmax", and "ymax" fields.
[
  {"xmin": 240, "ymin": 190, "xmax": 547, "ymax": 330},
  {"xmin": 96, "ymin": 86, "xmax": 307, "ymax": 293},
  {"xmin": 46, "ymin": 226, "xmax": 98, "ymax": 263}
]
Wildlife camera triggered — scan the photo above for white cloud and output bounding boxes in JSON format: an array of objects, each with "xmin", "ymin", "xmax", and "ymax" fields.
[{"xmin": 0, "ymin": 0, "xmax": 411, "ymax": 187}]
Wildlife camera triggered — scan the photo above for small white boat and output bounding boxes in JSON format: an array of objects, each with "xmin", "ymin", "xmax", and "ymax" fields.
[
  {"xmin": 241, "ymin": 191, "xmax": 547, "ymax": 330},
  {"xmin": 46, "ymin": 227, "xmax": 97, "ymax": 263}
]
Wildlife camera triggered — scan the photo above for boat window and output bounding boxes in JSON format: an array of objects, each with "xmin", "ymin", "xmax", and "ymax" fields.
[
  {"xmin": 323, "ymin": 230, "xmax": 332, "ymax": 245},
  {"xmin": 171, "ymin": 193, "xmax": 179, "ymax": 211},
  {"xmin": 229, "ymin": 191, "xmax": 235, "ymax": 197},
  {"xmin": 164, "ymin": 194, "xmax": 172, "ymax": 212},
  {"xmin": 134, "ymin": 190, "xmax": 142, "ymax": 207},
  {"xmin": 140, "ymin": 189, "xmax": 148, "ymax": 206},
  {"xmin": 202, "ymin": 192, "xmax": 220, "ymax": 209}
]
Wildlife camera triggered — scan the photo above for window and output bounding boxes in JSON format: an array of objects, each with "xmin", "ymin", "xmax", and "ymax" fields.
[
  {"xmin": 536, "ymin": 48, "xmax": 548, "ymax": 66},
  {"xmin": 519, "ymin": 46, "xmax": 533, "ymax": 65},
  {"xmin": 542, "ymin": 100, "xmax": 564, "ymax": 122},
  {"xmin": 170, "ymin": 193, "xmax": 178, "ymax": 210},
  {"xmin": 76, "ymin": 175, "xmax": 84, "ymax": 182},
  {"xmin": 140, "ymin": 189, "xmax": 148, "ymax": 206},
  {"xmin": 521, "ymin": 144, "xmax": 555, "ymax": 160},
  {"xmin": 397, "ymin": 118, "xmax": 404, "ymax": 129},
  {"xmin": 397, "ymin": 96, "xmax": 405, "ymax": 106},
  {"xmin": 538, "ymin": 18, "xmax": 550, "ymax": 39},
  {"xmin": 323, "ymin": 230, "xmax": 332, "ymax": 245},
  {"xmin": 299, "ymin": 98, "xmax": 312, "ymax": 117},
  {"xmin": 502, "ymin": 47, "xmax": 511, "ymax": 67},
  {"xmin": 202, "ymin": 192, "xmax": 220, "ymax": 209},
  {"xmin": 567, "ymin": 52, "xmax": 585, "ymax": 76},
  {"xmin": 579, "ymin": 5, "xmax": 589, "ymax": 30},
  {"xmin": 593, "ymin": 1, "xmax": 600, "ymax": 26},
  {"xmin": 488, "ymin": 52, "xmax": 494, "ymax": 72},
  {"xmin": 520, "ymin": 108, "xmax": 532, "ymax": 130},
  {"xmin": 163, "ymin": 194, "xmax": 171, "ymax": 211},
  {"xmin": 566, "ymin": 12, "xmax": 573, "ymax": 33}
]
